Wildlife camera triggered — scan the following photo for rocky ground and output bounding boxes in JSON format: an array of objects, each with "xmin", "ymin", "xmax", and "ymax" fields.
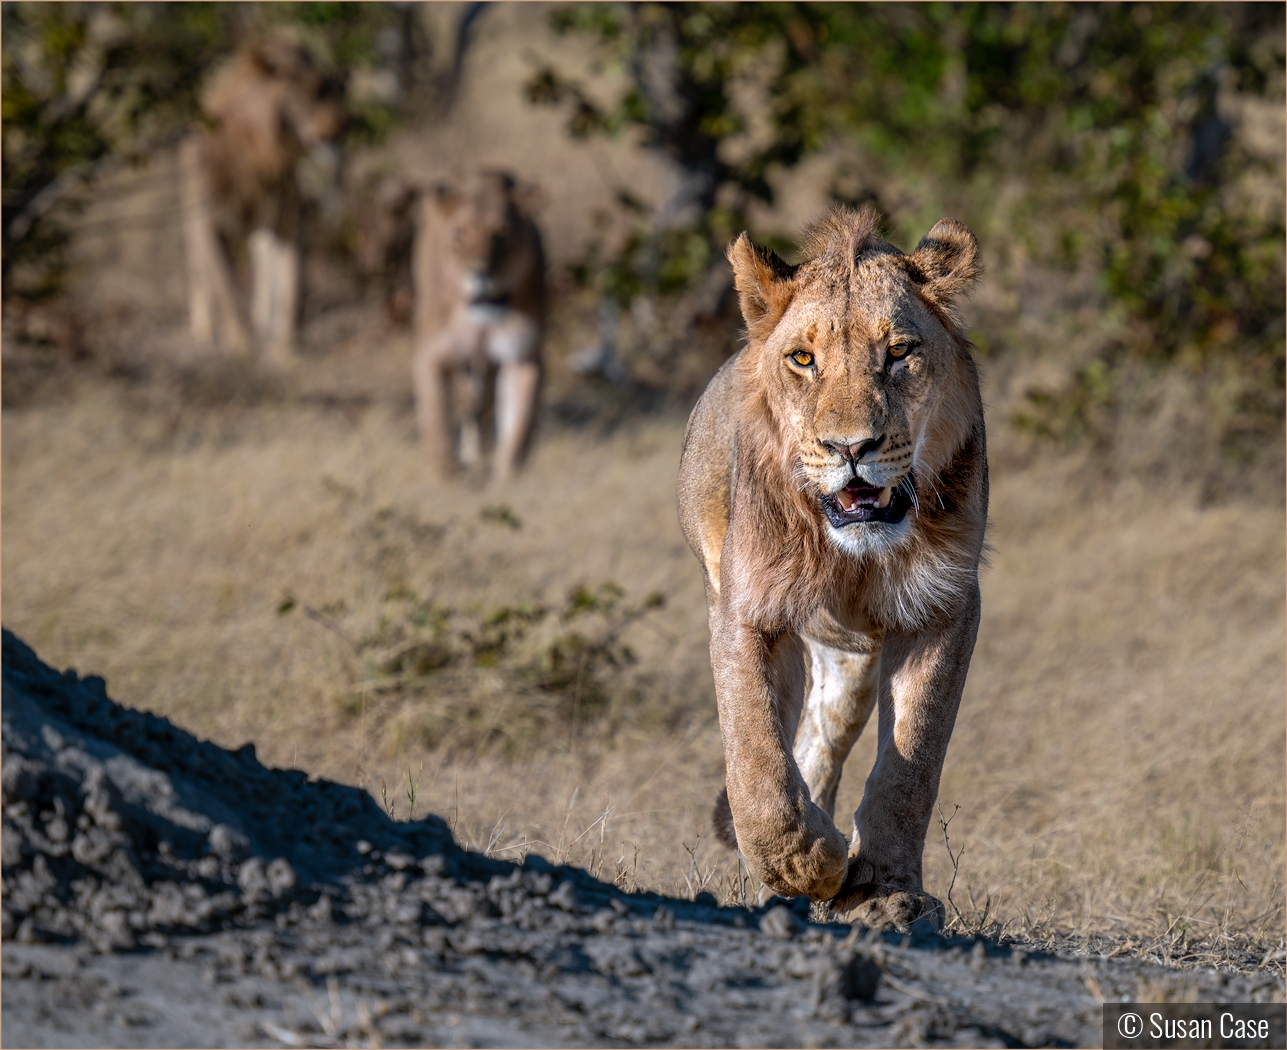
[{"xmin": 3, "ymin": 629, "xmax": 1281, "ymax": 1048}]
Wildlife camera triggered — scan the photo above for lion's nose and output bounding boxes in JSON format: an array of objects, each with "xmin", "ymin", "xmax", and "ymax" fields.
[{"xmin": 821, "ymin": 435, "xmax": 885, "ymax": 463}]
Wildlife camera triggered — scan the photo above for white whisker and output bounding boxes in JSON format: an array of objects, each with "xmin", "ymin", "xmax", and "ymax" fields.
[
  {"xmin": 901, "ymin": 475, "xmax": 921, "ymax": 518},
  {"xmin": 790, "ymin": 463, "xmax": 813, "ymax": 493},
  {"xmin": 910, "ymin": 465, "xmax": 945, "ymax": 516}
]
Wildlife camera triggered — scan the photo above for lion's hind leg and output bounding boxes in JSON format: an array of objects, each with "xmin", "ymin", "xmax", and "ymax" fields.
[{"xmin": 711, "ymin": 787, "xmax": 737, "ymax": 850}]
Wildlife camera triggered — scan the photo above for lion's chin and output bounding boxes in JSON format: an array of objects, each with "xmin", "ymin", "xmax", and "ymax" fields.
[{"xmin": 819, "ymin": 481, "xmax": 913, "ymax": 528}]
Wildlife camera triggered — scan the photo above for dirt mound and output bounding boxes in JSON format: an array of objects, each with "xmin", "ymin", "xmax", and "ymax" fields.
[
  {"xmin": 3, "ymin": 630, "xmax": 1278, "ymax": 1047},
  {"xmin": 2, "ymin": 628, "xmax": 460, "ymax": 948}
]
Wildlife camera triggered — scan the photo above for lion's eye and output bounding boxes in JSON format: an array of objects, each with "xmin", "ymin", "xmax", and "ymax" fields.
[
  {"xmin": 790, "ymin": 350, "xmax": 814, "ymax": 368},
  {"xmin": 888, "ymin": 342, "xmax": 912, "ymax": 359}
]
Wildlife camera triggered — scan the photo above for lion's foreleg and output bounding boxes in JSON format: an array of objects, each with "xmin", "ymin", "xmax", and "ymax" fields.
[
  {"xmin": 413, "ymin": 338, "xmax": 457, "ymax": 477},
  {"xmin": 485, "ymin": 316, "xmax": 542, "ymax": 484},
  {"xmin": 249, "ymin": 229, "xmax": 298, "ymax": 366},
  {"xmin": 181, "ymin": 143, "xmax": 215, "ymax": 348},
  {"xmin": 794, "ymin": 640, "xmax": 880, "ymax": 819},
  {"xmin": 712, "ymin": 618, "xmax": 849, "ymax": 901},
  {"xmin": 180, "ymin": 140, "xmax": 249, "ymax": 356},
  {"xmin": 831, "ymin": 586, "xmax": 980, "ymax": 927},
  {"xmin": 491, "ymin": 359, "xmax": 540, "ymax": 485}
]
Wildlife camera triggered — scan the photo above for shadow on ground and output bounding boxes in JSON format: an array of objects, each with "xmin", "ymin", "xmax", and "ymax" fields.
[{"xmin": 2, "ymin": 630, "xmax": 1279, "ymax": 1048}]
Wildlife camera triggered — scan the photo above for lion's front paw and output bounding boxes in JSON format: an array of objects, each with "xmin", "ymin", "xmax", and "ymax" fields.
[
  {"xmin": 830, "ymin": 880, "xmax": 944, "ymax": 934},
  {"xmin": 716, "ymin": 787, "xmax": 848, "ymax": 900}
]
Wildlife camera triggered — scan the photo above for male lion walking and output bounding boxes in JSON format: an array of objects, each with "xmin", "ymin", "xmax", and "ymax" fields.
[{"xmin": 677, "ymin": 206, "xmax": 987, "ymax": 930}]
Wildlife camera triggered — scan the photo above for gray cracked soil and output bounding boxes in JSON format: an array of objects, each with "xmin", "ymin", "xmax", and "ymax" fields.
[{"xmin": 2, "ymin": 630, "xmax": 1280, "ymax": 1048}]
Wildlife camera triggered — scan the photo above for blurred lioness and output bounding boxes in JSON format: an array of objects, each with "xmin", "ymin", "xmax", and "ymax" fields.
[
  {"xmin": 677, "ymin": 206, "xmax": 987, "ymax": 930},
  {"xmin": 180, "ymin": 40, "xmax": 342, "ymax": 364},
  {"xmin": 412, "ymin": 171, "xmax": 545, "ymax": 484}
]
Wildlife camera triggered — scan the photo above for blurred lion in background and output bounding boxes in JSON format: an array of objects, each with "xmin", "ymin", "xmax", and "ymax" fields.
[
  {"xmin": 677, "ymin": 206, "xmax": 987, "ymax": 930},
  {"xmin": 179, "ymin": 39, "xmax": 343, "ymax": 364},
  {"xmin": 412, "ymin": 171, "xmax": 545, "ymax": 484}
]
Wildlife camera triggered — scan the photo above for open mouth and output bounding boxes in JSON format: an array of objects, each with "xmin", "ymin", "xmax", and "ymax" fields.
[{"xmin": 820, "ymin": 478, "xmax": 913, "ymax": 527}]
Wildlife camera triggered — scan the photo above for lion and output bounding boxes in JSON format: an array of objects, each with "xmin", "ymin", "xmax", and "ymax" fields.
[
  {"xmin": 179, "ymin": 40, "xmax": 343, "ymax": 364},
  {"xmin": 676, "ymin": 206, "xmax": 987, "ymax": 931},
  {"xmin": 412, "ymin": 171, "xmax": 545, "ymax": 484}
]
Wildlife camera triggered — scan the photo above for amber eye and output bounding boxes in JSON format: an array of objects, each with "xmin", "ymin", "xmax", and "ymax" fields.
[
  {"xmin": 889, "ymin": 342, "xmax": 912, "ymax": 359},
  {"xmin": 790, "ymin": 350, "xmax": 814, "ymax": 367}
]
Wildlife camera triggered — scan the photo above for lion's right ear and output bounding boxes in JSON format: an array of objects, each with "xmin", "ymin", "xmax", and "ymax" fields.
[{"xmin": 727, "ymin": 233, "xmax": 796, "ymax": 341}]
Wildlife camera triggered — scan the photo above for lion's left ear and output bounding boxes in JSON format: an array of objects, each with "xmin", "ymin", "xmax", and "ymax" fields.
[
  {"xmin": 727, "ymin": 232, "xmax": 796, "ymax": 342},
  {"xmin": 907, "ymin": 218, "xmax": 981, "ymax": 313}
]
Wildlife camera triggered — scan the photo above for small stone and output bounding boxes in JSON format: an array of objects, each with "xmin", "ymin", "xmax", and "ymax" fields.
[
  {"xmin": 266, "ymin": 857, "xmax": 296, "ymax": 896},
  {"xmin": 970, "ymin": 939, "xmax": 988, "ymax": 973},
  {"xmin": 760, "ymin": 905, "xmax": 801, "ymax": 941},
  {"xmin": 839, "ymin": 952, "xmax": 882, "ymax": 1001},
  {"xmin": 97, "ymin": 911, "xmax": 134, "ymax": 950},
  {"xmin": 385, "ymin": 851, "xmax": 415, "ymax": 871},
  {"xmin": 2, "ymin": 760, "xmax": 41, "ymax": 805},
  {"xmin": 236, "ymin": 858, "xmax": 269, "ymax": 898},
  {"xmin": 2, "ymin": 829, "xmax": 24, "ymax": 866},
  {"xmin": 72, "ymin": 828, "xmax": 115, "ymax": 866},
  {"xmin": 356, "ymin": 839, "xmax": 373, "ymax": 855},
  {"xmin": 549, "ymin": 880, "xmax": 579, "ymax": 912},
  {"xmin": 784, "ymin": 949, "xmax": 814, "ymax": 978},
  {"xmin": 207, "ymin": 824, "xmax": 250, "ymax": 862},
  {"xmin": 522, "ymin": 870, "xmax": 553, "ymax": 896},
  {"xmin": 306, "ymin": 895, "xmax": 334, "ymax": 924},
  {"xmin": 80, "ymin": 766, "xmax": 127, "ymax": 831}
]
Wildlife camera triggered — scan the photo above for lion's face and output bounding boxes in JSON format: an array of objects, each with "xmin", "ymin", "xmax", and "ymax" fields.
[
  {"xmin": 431, "ymin": 173, "xmax": 539, "ymax": 315},
  {"xmin": 729, "ymin": 211, "xmax": 981, "ymax": 556}
]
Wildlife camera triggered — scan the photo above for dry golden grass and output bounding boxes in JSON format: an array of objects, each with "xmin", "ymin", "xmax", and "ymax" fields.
[{"xmin": 3, "ymin": 337, "xmax": 1283, "ymax": 970}]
